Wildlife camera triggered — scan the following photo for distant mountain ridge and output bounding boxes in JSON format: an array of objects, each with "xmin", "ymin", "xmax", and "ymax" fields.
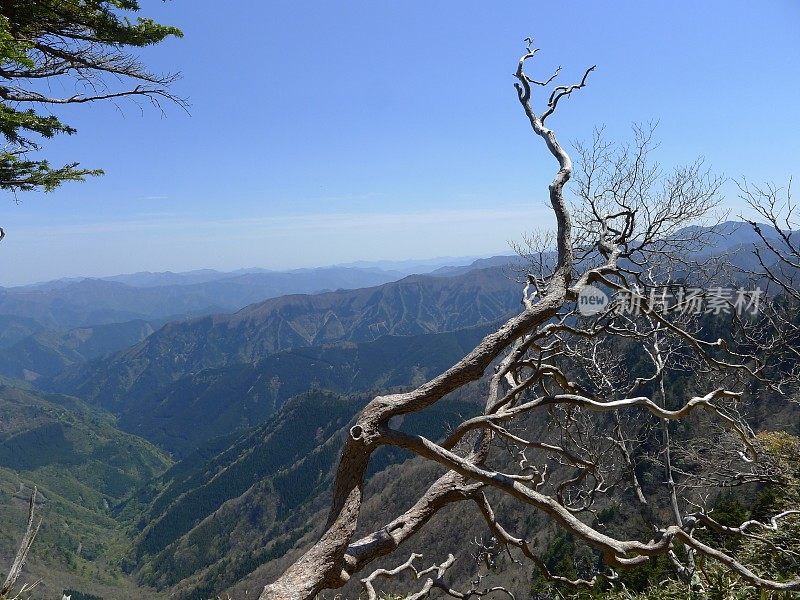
[
  {"xmin": 0, "ymin": 266, "xmax": 408, "ymax": 330},
  {"xmin": 102, "ymin": 268, "xmax": 253, "ymax": 288},
  {"xmin": 332, "ymin": 254, "xmax": 487, "ymax": 275},
  {"xmin": 431, "ymin": 254, "xmax": 521, "ymax": 276},
  {"xmin": 82, "ymin": 322, "xmax": 496, "ymax": 456},
  {"xmin": 45, "ymin": 267, "xmax": 521, "ymax": 436},
  {"xmin": 0, "ymin": 257, "xmax": 525, "ymax": 387},
  {"xmin": 13, "ymin": 256, "xmax": 486, "ymax": 291},
  {"xmin": 41, "ymin": 220, "xmax": 800, "ymax": 456}
]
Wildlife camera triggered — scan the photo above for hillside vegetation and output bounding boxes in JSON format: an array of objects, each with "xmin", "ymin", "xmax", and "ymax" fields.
[{"xmin": 0, "ymin": 385, "xmax": 172, "ymax": 599}]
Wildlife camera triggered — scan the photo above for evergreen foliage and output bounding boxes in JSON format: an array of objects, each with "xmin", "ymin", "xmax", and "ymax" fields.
[{"xmin": 0, "ymin": 1, "xmax": 182, "ymax": 193}]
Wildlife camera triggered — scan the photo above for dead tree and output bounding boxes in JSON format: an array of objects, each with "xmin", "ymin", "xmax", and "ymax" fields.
[
  {"xmin": 260, "ymin": 42, "xmax": 800, "ymax": 600},
  {"xmin": 738, "ymin": 180, "xmax": 800, "ymax": 394},
  {"xmin": 1, "ymin": 488, "xmax": 41, "ymax": 600}
]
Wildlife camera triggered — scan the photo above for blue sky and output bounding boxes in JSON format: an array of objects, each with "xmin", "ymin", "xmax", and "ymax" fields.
[{"xmin": 1, "ymin": 0, "xmax": 799, "ymax": 285}]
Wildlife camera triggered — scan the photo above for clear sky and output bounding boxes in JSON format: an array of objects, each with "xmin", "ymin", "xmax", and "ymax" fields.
[{"xmin": 1, "ymin": 0, "xmax": 799, "ymax": 285}]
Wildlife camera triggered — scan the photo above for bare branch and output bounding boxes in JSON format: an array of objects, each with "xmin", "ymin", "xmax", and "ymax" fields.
[{"xmin": 1, "ymin": 487, "xmax": 42, "ymax": 598}]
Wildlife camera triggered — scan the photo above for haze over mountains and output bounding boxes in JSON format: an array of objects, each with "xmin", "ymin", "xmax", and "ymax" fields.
[
  {"xmin": 6, "ymin": 254, "xmax": 485, "ymax": 293},
  {"xmin": 46, "ymin": 266, "xmax": 520, "ymax": 405},
  {"xmin": 0, "ymin": 266, "xmax": 409, "ymax": 331},
  {"xmin": 0, "ymin": 252, "xmax": 520, "ymax": 598},
  {"xmin": 0, "ymin": 256, "xmax": 496, "ymax": 371},
  {"xmin": 0, "ymin": 221, "xmax": 797, "ymax": 600}
]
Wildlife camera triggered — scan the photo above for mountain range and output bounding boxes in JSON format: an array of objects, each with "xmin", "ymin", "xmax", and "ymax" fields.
[
  {"xmin": 0, "ymin": 266, "xmax": 410, "ymax": 331},
  {"xmin": 0, "ymin": 221, "xmax": 797, "ymax": 599},
  {"xmin": 45, "ymin": 266, "xmax": 520, "ymax": 425}
]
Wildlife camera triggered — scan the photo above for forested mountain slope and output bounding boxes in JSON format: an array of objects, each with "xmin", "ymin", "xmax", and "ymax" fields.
[
  {"xmin": 118, "ymin": 306, "xmax": 800, "ymax": 600},
  {"xmin": 0, "ymin": 385, "xmax": 170, "ymax": 509},
  {"xmin": 94, "ymin": 323, "xmax": 496, "ymax": 456},
  {"xmin": 0, "ymin": 384, "xmax": 172, "ymax": 599},
  {"xmin": 123, "ymin": 389, "xmax": 482, "ymax": 600},
  {"xmin": 0, "ymin": 319, "xmax": 157, "ymax": 381},
  {"xmin": 0, "ymin": 314, "xmax": 44, "ymax": 348},
  {"xmin": 45, "ymin": 267, "xmax": 520, "ymax": 437}
]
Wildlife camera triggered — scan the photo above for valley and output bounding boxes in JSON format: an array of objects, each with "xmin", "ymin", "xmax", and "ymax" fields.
[
  {"xmin": 0, "ymin": 228, "xmax": 797, "ymax": 599},
  {"xmin": 0, "ymin": 257, "xmax": 522, "ymax": 598}
]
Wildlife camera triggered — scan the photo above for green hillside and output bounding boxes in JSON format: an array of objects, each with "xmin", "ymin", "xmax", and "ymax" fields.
[
  {"xmin": 0, "ymin": 315, "xmax": 43, "ymax": 349},
  {"xmin": 124, "ymin": 389, "xmax": 481, "ymax": 600},
  {"xmin": 0, "ymin": 386, "xmax": 172, "ymax": 508},
  {"xmin": 0, "ymin": 320, "xmax": 156, "ymax": 382},
  {"xmin": 104, "ymin": 322, "xmax": 495, "ymax": 456},
  {"xmin": 0, "ymin": 385, "xmax": 172, "ymax": 599}
]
